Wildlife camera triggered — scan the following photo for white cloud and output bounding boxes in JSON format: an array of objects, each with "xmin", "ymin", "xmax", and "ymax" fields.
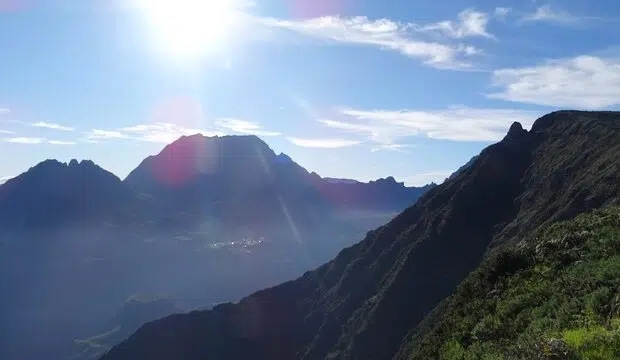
[
  {"xmin": 418, "ymin": 9, "xmax": 495, "ymax": 39},
  {"xmin": 260, "ymin": 15, "xmax": 482, "ymax": 69},
  {"xmin": 6, "ymin": 137, "xmax": 46, "ymax": 144},
  {"xmin": 287, "ymin": 137, "xmax": 361, "ymax": 148},
  {"xmin": 215, "ymin": 118, "xmax": 281, "ymax": 136},
  {"xmin": 521, "ymin": 5, "xmax": 579, "ymax": 24},
  {"xmin": 0, "ymin": 108, "xmax": 10, "ymax": 114},
  {"xmin": 321, "ymin": 106, "xmax": 541, "ymax": 142},
  {"xmin": 32, "ymin": 121, "xmax": 75, "ymax": 131},
  {"xmin": 370, "ymin": 143, "xmax": 416, "ymax": 153},
  {"xmin": 85, "ymin": 129, "xmax": 128, "ymax": 141},
  {"xmin": 0, "ymin": 129, "xmax": 14, "ymax": 134},
  {"xmin": 121, "ymin": 122, "xmax": 224, "ymax": 143},
  {"xmin": 488, "ymin": 55, "xmax": 620, "ymax": 108},
  {"xmin": 318, "ymin": 119, "xmax": 377, "ymax": 133},
  {"xmin": 318, "ymin": 118, "xmax": 416, "ymax": 150},
  {"xmin": 48, "ymin": 140, "xmax": 77, "ymax": 145}
]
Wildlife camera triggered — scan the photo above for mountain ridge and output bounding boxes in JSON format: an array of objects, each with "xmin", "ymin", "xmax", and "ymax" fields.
[
  {"xmin": 0, "ymin": 133, "xmax": 436, "ymax": 360},
  {"xmin": 100, "ymin": 110, "xmax": 620, "ymax": 360},
  {"xmin": 0, "ymin": 135, "xmax": 432, "ymax": 197}
]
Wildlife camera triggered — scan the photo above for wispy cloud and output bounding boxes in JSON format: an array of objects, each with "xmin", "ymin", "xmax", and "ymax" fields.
[
  {"xmin": 121, "ymin": 122, "xmax": 224, "ymax": 143},
  {"xmin": 0, "ymin": 108, "xmax": 10, "ymax": 114},
  {"xmin": 84, "ymin": 122, "xmax": 231, "ymax": 144},
  {"xmin": 417, "ymin": 9, "xmax": 496, "ymax": 39},
  {"xmin": 318, "ymin": 118, "xmax": 415, "ymax": 151},
  {"xmin": 318, "ymin": 119, "xmax": 376, "ymax": 133},
  {"xmin": 0, "ymin": 129, "xmax": 14, "ymax": 134},
  {"xmin": 321, "ymin": 106, "xmax": 541, "ymax": 142},
  {"xmin": 215, "ymin": 118, "xmax": 281, "ymax": 136},
  {"xmin": 48, "ymin": 140, "xmax": 77, "ymax": 145},
  {"xmin": 287, "ymin": 137, "xmax": 361, "ymax": 148},
  {"xmin": 521, "ymin": 5, "xmax": 579, "ymax": 24},
  {"xmin": 85, "ymin": 129, "xmax": 128, "ymax": 141},
  {"xmin": 260, "ymin": 15, "xmax": 483, "ymax": 69},
  {"xmin": 370, "ymin": 143, "xmax": 416, "ymax": 153},
  {"xmin": 6, "ymin": 137, "xmax": 46, "ymax": 144},
  {"xmin": 488, "ymin": 55, "xmax": 620, "ymax": 108},
  {"xmin": 32, "ymin": 121, "xmax": 75, "ymax": 131}
]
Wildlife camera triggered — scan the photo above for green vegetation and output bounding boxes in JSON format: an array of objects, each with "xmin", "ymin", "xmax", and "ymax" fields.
[{"xmin": 409, "ymin": 206, "xmax": 620, "ymax": 360}]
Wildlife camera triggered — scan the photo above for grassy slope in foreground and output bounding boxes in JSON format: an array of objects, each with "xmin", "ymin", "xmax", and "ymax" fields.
[{"xmin": 407, "ymin": 206, "xmax": 620, "ymax": 360}]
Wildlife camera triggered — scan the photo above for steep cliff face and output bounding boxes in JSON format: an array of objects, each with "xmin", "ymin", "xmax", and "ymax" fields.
[{"xmin": 101, "ymin": 111, "xmax": 620, "ymax": 360}]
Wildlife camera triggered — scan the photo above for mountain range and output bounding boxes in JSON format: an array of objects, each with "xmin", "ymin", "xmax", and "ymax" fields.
[
  {"xmin": 98, "ymin": 111, "xmax": 620, "ymax": 360},
  {"xmin": 0, "ymin": 134, "xmax": 434, "ymax": 360}
]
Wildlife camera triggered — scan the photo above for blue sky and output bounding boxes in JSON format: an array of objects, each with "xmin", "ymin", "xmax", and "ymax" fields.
[{"xmin": 0, "ymin": 0, "xmax": 619, "ymax": 186}]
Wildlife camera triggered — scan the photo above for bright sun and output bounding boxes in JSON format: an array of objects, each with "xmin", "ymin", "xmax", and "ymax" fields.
[{"xmin": 138, "ymin": 0, "xmax": 241, "ymax": 59}]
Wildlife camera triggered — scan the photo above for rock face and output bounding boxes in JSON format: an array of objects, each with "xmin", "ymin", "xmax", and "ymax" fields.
[{"xmin": 100, "ymin": 111, "xmax": 620, "ymax": 360}]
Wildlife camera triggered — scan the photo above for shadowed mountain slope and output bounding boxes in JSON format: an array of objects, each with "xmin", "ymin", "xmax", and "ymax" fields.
[
  {"xmin": 0, "ymin": 159, "xmax": 133, "ymax": 233},
  {"xmin": 101, "ymin": 110, "xmax": 620, "ymax": 360},
  {"xmin": 124, "ymin": 134, "xmax": 431, "ymax": 222}
]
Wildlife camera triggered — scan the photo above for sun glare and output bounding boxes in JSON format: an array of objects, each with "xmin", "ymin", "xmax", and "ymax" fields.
[{"xmin": 138, "ymin": 0, "xmax": 241, "ymax": 60}]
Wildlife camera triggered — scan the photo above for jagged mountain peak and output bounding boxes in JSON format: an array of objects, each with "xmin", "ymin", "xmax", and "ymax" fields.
[
  {"xmin": 0, "ymin": 158, "xmax": 130, "ymax": 231},
  {"xmin": 503, "ymin": 121, "xmax": 527, "ymax": 141},
  {"xmin": 67, "ymin": 158, "xmax": 97, "ymax": 168},
  {"xmin": 6, "ymin": 158, "xmax": 121, "ymax": 186}
]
